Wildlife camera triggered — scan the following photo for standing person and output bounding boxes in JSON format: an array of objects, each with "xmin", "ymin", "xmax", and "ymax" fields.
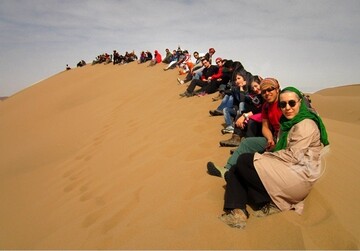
[
  {"xmin": 207, "ymin": 78, "xmax": 282, "ymax": 177},
  {"xmin": 218, "ymin": 86, "xmax": 329, "ymax": 229},
  {"xmin": 179, "ymin": 57, "xmax": 219, "ymax": 97}
]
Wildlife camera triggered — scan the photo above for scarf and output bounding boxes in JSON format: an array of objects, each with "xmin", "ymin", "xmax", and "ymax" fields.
[{"xmin": 274, "ymin": 87, "xmax": 329, "ymax": 151}]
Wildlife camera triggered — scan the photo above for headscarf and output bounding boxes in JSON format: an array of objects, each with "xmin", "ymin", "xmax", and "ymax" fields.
[
  {"xmin": 274, "ymin": 86, "xmax": 329, "ymax": 151},
  {"xmin": 260, "ymin": 78, "xmax": 280, "ymax": 91}
]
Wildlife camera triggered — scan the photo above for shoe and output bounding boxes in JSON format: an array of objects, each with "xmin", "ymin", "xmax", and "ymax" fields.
[
  {"xmin": 179, "ymin": 91, "xmax": 193, "ymax": 97},
  {"xmin": 177, "ymin": 78, "xmax": 185, "ymax": 85},
  {"xmin": 209, "ymin": 109, "xmax": 223, "ymax": 116},
  {"xmin": 207, "ymin": 162, "xmax": 227, "ymax": 178},
  {"xmin": 253, "ymin": 202, "xmax": 281, "ymax": 217},
  {"xmin": 219, "ymin": 209, "xmax": 249, "ymax": 229},
  {"xmin": 219, "ymin": 134, "xmax": 241, "ymax": 147},
  {"xmin": 221, "ymin": 126, "xmax": 234, "ymax": 135},
  {"xmin": 212, "ymin": 93, "xmax": 225, "ymax": 102}
]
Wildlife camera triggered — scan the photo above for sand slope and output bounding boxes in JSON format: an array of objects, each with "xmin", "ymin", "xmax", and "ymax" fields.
[{"xmin": 0, "ymin": 63, "xmax": 359, "ymax": 249}]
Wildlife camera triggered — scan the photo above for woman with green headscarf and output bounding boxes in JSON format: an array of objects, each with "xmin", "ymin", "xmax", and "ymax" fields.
[{"xmin": 219, "ymin": 86, "xmax": 329, "ymax": 229}]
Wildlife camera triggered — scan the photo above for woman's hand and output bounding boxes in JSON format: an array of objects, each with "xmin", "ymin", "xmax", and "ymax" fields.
[
  {"xmin": 266, "ymin": 138, "xmax": 276, "ymax": 151},
  {"xmin": 235, "ymin": 116, "xmax": 246, "ymax": 129}
]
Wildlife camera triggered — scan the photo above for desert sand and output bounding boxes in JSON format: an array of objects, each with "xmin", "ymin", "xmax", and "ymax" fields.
[{"xmin": 0, "ymin": 62, "xmax": 359, "ymax": 249}]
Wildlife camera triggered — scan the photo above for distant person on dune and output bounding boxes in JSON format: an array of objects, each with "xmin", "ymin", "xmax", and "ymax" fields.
[
  {"xmin": 162, "ymin": 48, "xmax": 173, "ymax": 64},
  {"xmin": 148, "ymin": 50, "xmax": 162, "ymax": 66}
]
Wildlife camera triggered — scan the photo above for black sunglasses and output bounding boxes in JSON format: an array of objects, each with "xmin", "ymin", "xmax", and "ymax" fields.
[
  {"xmin": 261, "ymin": 87, "xmax": 276, "ymax": 95},
  {"xmin": 279, "ymin": 100, "xmax": 299, "ymax": 109}
]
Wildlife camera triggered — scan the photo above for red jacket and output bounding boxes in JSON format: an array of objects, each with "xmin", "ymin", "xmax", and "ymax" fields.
[{"xmin": 154, "ymin": 50, "xmax": 162, "ymax": 63}]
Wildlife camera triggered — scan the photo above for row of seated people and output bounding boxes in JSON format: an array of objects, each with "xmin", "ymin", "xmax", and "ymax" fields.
[
  {"xmin": 113, "ymin": 50, "xmax": 138, "ymax": 64},
  {"xmin": 173, "ymin": 51, "xmax": 328, "ymax": 229},
  {"xmin": 70, "ymin": 47, "xmax": 328, "ymax": 229}
]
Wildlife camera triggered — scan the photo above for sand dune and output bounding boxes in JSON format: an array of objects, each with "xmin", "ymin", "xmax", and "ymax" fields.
[{"xmin": 0, "ymin": 63, "xmax": 359, "ymax": 249}]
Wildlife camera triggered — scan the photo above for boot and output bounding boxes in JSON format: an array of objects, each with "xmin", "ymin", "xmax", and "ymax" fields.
[
  {"xmin": 209, "ymin": 109, "xmax": 223, "ymax": 116},
  {"xmin": 212, "ymin": 92, "xmax": 225, "ymax": 101},
  {"xmin": 219, "ymin": 134, "xmax": 241, "ymax": 147}
]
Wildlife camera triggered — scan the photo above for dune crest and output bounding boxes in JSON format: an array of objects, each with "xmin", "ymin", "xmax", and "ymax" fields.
[{"xmin": 0, "ymin": 63, "xmax": 359, "ymax": 249}]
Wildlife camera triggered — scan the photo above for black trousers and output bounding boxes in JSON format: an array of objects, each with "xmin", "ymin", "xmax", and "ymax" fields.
[
  {"xmin": 186, "ymin": 79, "xmax": 207, "ymax": 93},
  {"xmin": 199, "ymin": 79, "xmax": 221, "ymax": 94},
  {"xmin": 224, "ymin": 153, "xmax": 271, "ymax": 210},
  {"xmin": 234, "ymin": 119, "xmax": 262, "ymax": 138}
]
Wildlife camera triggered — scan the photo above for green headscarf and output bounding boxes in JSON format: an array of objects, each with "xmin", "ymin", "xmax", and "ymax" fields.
[{"xmin": 274, "ymin": 86, "xmax": 329, "ymax": 151}]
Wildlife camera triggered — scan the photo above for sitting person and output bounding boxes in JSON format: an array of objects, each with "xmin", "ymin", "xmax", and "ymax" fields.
[
  {"xmin": 144, "ymin": 51, "xmax": 153, "ymax": 62},
  {"xmin": 207, "ymin": 78, "xmax": 283, "ymax": 178},
  {"xmin": 162, "ymin": 48, "xmax": 173, "ymax": 64},
  {"xmin": 138, "ymin": 51, "xmax": 147, "ymax": 63},
  {"xmin": 220, "ymin": 75, "xmax": 264, "ymax": 146},
  {"xmin": 76, "ymin": 60, "xmax": 86, "ymax": 67},
  {"xmin": 177, "ymin": 50, "xmax": 192, "ymax": 74},
  {"xmin": 212, "ymin": 60, "xmax": 245, "ymax": 101},
  {"xmin": 179, "ymin": 57, "xmax": 219, "ymax": 97},
  {"xmin": 214, "ymin": 69, "xmax": 252, "ymax": 134},
  {"xmin": 148, "ymin": 50, "xmax": 162, "ymax": 66},
  {"xmin": 113, "ymin": 50, "xmax": 120, "ymax": 65},
  {"xmin": 194, "ymin": 57, "xmax": 230, "ymax": 96},
  {"xmin": 177, "ymin": 51, "xmax": 205, "ymax": 85},
  {"xmin": 164, "ymin": 49, "xmax": 182, "ymax": 71},
  {"xmin": 209, "ymin": 68, "xmax": 249, "ymax": 117},
  {"xmin": 218, "ymin": 86, "xmax": 329, "ymax": 229},
  {"xmin": 205, "ymin": 47, "xmax": 216, "ymax": 64}
]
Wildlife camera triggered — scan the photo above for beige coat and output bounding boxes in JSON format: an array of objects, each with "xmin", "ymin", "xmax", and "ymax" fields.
[{"xmin": 254, "ymin": 119, "xmax": 323, "ymax": 214}]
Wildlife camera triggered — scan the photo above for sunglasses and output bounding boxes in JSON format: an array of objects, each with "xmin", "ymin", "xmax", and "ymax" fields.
[
  {"xmin": 261, "ymin": 87, "xmax": 276, "ymax": 95},
  {"xmin": 279, "ymin": 100, "xmax": 299, "ymax": 109}
]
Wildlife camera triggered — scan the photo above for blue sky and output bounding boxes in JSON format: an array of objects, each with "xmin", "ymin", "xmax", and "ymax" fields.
[{"xmin": 1, "ymin": 0, "xmax": 359, "ymax": 96}]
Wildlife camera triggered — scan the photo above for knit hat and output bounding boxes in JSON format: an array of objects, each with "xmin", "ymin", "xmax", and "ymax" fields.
[
  {"xmin": 260, "ymin": 78, "xmax": 280, "ymax": 90},
  {"xmin": 215, "ymin": 57, "xmax": 222, "ymax": 62}
]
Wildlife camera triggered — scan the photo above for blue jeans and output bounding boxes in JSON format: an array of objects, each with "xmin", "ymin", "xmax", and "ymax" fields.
[
  {"xmin": 225, "ymin": 137, "xmax": 267, "ymax": 170},
  {"xmin": 193, "ymin": 70, "xmax": 202, "ymax": 80},
  {"xmin": 217, "ymin": 95, "xmax": 233, "ymax": 111},
  {"xmin": 223, "ymin": 107, "xmax": 237, "ymax": 127}
]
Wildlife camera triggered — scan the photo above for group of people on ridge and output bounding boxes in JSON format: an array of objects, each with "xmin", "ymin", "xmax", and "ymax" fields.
[
  {"xmin": 69, "ymin": 46, "xmax": 330, "ymax": 229},
  {"xmin": 166, "ymin": 47, "xmax": 330, "ymax": 229}
]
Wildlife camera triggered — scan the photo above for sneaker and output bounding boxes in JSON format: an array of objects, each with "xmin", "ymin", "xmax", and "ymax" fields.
[
  {"xmin": 207, "ymin": 162, "xmax": 227, "ymax": 178},
  {"xmin": 221, "ymin": 126, "xmax": 234, "ymax": 135},
  {"xmin": 209, "ymin": 109, "xmax": 223, "ymax": 116},
  {"xmin": 253, "ymin": 202, "xmax": 281, "ymax": 217},
  {"xmin": 177, "ymin": 78, "xmax": 185, "ymax": 85},
  {"xmin": 219, "ymin": 134, "xmax": 241, "ymax": 147},
  {"xmin": 219, "ymin": 209, "xmax": 249, "ymax": 229}
]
